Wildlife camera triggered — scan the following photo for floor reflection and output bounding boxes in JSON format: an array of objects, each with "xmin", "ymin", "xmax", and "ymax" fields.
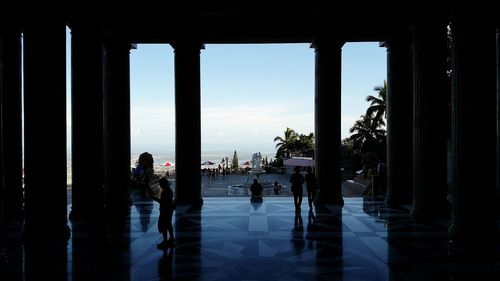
[
  {"xmin": 157, "ymin": 247, "xmax": 174, "ymax": 280},
  {"xmin": 132, "ymin": 195, "xmax": 154, "ymax": 232},
  {"xmin": 0, "ymin": 197, "xmax": 498, "ymax": 280},
  {"xmin": 291, "ymin": 212, "xmax": 305, "ymax": 253},
  {"xmin": 250, "ymin": 196, "xmax": 264, "ymax": 211}
]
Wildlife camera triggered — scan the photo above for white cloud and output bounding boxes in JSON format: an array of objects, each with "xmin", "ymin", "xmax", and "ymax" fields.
[
  {"xmin": 200, "ymin": 103, "xmax": 314, "ymax": 149},
  {"xmin": 202, "ymin": 103, "xmax": 312, "ymax": 127}
]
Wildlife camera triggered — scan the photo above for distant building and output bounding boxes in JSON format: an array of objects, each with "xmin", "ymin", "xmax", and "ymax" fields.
[{"xmin": 283, "ymin": 157, "xmax": 315, "ymax": 174}]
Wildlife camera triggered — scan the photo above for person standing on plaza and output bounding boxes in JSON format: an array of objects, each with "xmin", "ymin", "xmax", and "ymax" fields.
[
  {"xmin": 250, "ymin": 178, "xmax": 263, "ymax": 197},
  {"xmin": 304, "ymin": 166, "xmax": 317, "ymax": 209},
  {"xmin": 289, "ymin": 166, "xmax": 305, "ymax": 212},
  {"xmin": 273, "ymin": 181, "xmax": 282, "ymax": 195},
  {"xmin": 152, "ymin": 177, "xmax": 176, "ymax": 249}
]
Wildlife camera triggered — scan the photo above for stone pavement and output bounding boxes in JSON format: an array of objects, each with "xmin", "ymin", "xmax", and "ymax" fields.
[
  {"xmin": 181, "ymin": 172, "xmax": 365, "ymax": 197},
  {"xmin": 67, "ymin": 172, "xmax": 366, "ymax": 204},
  {"xmin": 7, "ymin": 195, "xmax": 492, "ymax": 281}
]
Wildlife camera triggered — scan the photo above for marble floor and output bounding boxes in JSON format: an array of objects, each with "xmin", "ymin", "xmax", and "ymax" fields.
[{"xmin": 1, "ymin": 195, "xmax": 499, "ymax": 281}]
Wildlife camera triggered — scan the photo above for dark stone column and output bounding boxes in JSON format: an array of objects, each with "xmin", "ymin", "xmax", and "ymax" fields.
[
  {"xmin": 171, "ymin": 40, "xmax": 203, "ymax": 205},
  {"xmin": 69, "ymin": 22, "xmax": 105, "ymax": 226},
  {"xmin": 384, "ymin": 33, "xmax": 414, "ymax": 207},
  {"xmin": 312, "ymin": 39, "xmax": 344, "ymax": 206},
  {"xmin": 450, "ymin": 10, "xmax": 497, "ymax": 241},
  {"xmin": 0, "ymin": 26, "xmax": 23, "ymax": 219},
  {"xmin": 412, "ymin": 20, "xmax": 449, "ymax": 221},
  {"xmin": 24, "ymin": 242, "xmax": 68, "ymax": 281},
  {"xmin": 103, "ymin": 33, "xmax": 132, "ymax": 217},
  {"xmin": 0, "ymin": 27, "xmax": 4, "ymax": 243},
  {"xmin": 497, "ymin": 28, "xmax": 500, "ymax": 216},
  {"xmin": 23, "ymin": 15, "xmax": 69, "ymax": 240}
]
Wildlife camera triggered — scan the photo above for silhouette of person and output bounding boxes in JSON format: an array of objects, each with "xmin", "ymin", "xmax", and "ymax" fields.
[
  {"xmin": 304, "ymin": 166, "xmax": 317, "ymax": 209},
  {"xmin": 289, "ymin": 166, "xmax": 304, "ymax": 212},
  {"xmin": 250, "ymin": 178, "xmax": 263, "ymax": 197},
  {"xmin": 273, "ymin": 181, "xmax": 282, "ymax": 195},
  {"xmin": 135, "ymin": 152, "xmax": 155, "ymax": 197},
  {"xmin": 152, "ymin": 178, "xmax": 176, "ymax": 249}
]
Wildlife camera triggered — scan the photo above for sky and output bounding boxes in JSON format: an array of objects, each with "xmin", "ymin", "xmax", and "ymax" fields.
[{"xmin": 66, "ymin": 29, "xmax": 387, "ymax": 158}]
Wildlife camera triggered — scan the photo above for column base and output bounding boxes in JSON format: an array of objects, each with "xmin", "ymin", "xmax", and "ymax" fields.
[
  {"xmin": 449, "ymin": 218, "xmax": 496, "ymax": 241},
  {"xmin": 69, "ymin": 208, "xmax": 87, "ymax": 221},
  {"xmin": 70, "ymin": 207, "xmax": 106, "ymax": 224},
  {"xmin": 4, "ymin": 206, "xmax": 24, "ymax": 221},
  {"xmin": 448, "ymin": 225, "xmax": 496, "ymax": 253},
  {"xmin": 385, "ymin": 193, "xmax": 413, "ymax": 208},
  {"xmin": 411, "ymin": 202, "xmax": 450, "ymax": 222},
  {"xmin": 314, "ymin": 193, "xmax": 344, "ymax": 207},
  {"xmin": 176, "ymin": 196, "xmax": 203, "ymax": 207},
  {"xmin": 24, "ymin": 223, "xmax": 71, "ymax": 243}
]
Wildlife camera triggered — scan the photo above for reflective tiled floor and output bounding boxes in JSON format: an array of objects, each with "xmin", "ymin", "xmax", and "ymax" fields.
[{"xmin": 1, "ymin": 195, "xmax": 499, "ymax": 280}]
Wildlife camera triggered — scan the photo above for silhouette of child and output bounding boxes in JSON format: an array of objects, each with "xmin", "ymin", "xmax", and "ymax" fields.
[
  {"xmin": 152, "ymin": 177, "xmax": 176, "ymax": 249},
  {"xmin": 273, "ymin": 181, "xmax": 282, "ymax": 195}
]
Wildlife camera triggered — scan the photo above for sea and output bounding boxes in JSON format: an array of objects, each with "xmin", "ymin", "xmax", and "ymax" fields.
[
  {"xmin": 66, "ymin": 147, "xmax": 278, "ymax": 185},
  {"xmin": 130, "ymin": 148, "xmax": 277, "ymax": 170}
]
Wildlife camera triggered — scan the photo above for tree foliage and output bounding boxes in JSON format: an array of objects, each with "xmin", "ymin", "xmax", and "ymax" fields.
[
  {"xmin": 349, "ymin": 114, "xmax": 386, "ymax": 155},
  {"xmin": 274, "ymin": 128, "xmax": 315, "ymax": 158},
  {"xmin": 274, "ymin": 127, "xmax": 298, "ymax": 158},
  {"xmin": 231, "ymin": 150, "xmax": 239, "ymax": 170},
  {"xmin": 365, "ymin": 80, "xmax": 387, "ymax": 129},
  {"xmin": 346, "ymin": 81, "xmax": 388, "ymax": 162}
]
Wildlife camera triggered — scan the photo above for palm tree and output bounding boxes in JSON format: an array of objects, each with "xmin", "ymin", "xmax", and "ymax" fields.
[
  {"xmin": 274, "ymin": 127, "xmax": 298, "ymax": 158},
  {"xmin": 349, "ymin": 114, "xmax": 386, "ymax": 155},
  {"xmin": 295, "ymin": 133, "xmax": 315, "ymax": 154},
  {"xmin": 366, "ymin": 80, "xmax": 387, "ymax": 128}
]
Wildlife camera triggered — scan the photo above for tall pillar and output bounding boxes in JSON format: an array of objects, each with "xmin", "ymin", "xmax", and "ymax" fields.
[
  {"xmin": 412, "ymin": 20, "xmax": 449, "ymax": 220},
  {"xmin": 103, "ymin": 33, "xmax": 132, "ymax": 215},
  {"xmin": 384, "ymin": 32, "xmax": 414, "ymax": 207},
  {"xmin": 69, "ymin": 22, "xmax": 105, "ymax": 223},
  {"xmin": 312, "ymin": 38, "xmax": 344, "ymax": 206},
  {"xmin": 450, "ymin": 9, "xmax": 497, "ymax": 241},
  {"xmin": 23, "ymin": 14, "xmax": 69, "ymax": 240},
  {"xmin": 171, "ymin": 40, "xmax": 203, "ymax": 205},
  {"xmin": 0, "ymin": 26, "xmax": 4, "ymax": 243},
  {"xmin": 0, "ymin": 0, "xmax": 22, "ymax": 248},
  {"xmin": 0, "ymin": 26, "xmax": 23, "ymax": 219},
  {"xmin": 497, "ymin": 28, "xmax": 500, "ymax": 216}
]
